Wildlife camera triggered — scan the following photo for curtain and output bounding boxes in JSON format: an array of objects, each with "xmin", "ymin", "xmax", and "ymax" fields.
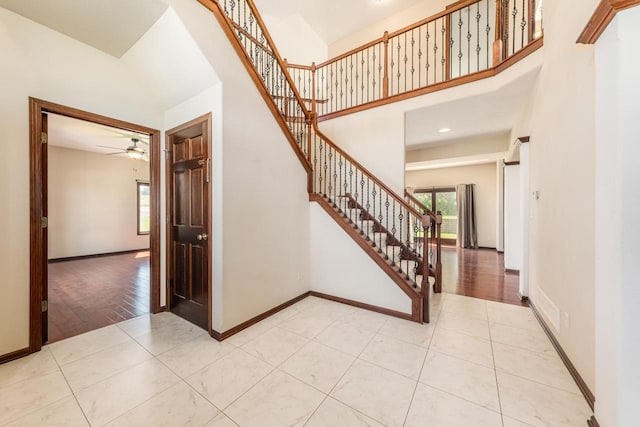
[{"xmin": 457, "ymin": 184, "xmax": 478, "ymax": 249}]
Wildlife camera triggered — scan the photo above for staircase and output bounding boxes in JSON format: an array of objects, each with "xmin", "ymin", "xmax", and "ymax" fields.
[{"xmin": 195, "ymin": 0, "xmax": 539, "ymax": 324}]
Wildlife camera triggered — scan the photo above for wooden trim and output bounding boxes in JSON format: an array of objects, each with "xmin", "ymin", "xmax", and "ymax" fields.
[
  {"xmin": 516, "ymin": 136, "xmax": 531, "ymax": 144},
  {"xmin": 0, "ymin": 347, "xmax": 31, "ymax": 365},
  {"xmin": 165, "ymin": 113, "xmax": 214, "ymax": 335},
  {"xmin": 577, "ymin": 0, "xmax": 640, "ymax": 44},
  {"xmin": 309, "ymin": 292, "xmax": 414, "ymax": 321},
  {"xmin": 211, "ymin": 292, "xmax": 311, "ymax": 340},
  {"xmin": 529, "ymin": 301, "xmax": 596, "ymax": 410},
  {"xmin": 29, "ymin": 98, "xmax": 162, "ymax": 355},
  {"xmin": 197, "ymin": 0, "xmax": 313, "ymax": 178},
  {"xmin": 504, "ymin": 268, "xmax": 520, "ymax": 275},
  {"xmin": 587, "ymin": 416, "xmax": 601, "ymax": 427},
  {"xmin": 137, "ymin": 181, "xmax": 151, "ymax": 235},
  {"xmin": 48, "ymin": 249, "xmax": 150, "ymax": 263},
  {"xmin": 317, "ymin": 38, "xmax": 385, "ymax": 69},
  {"xmin": 504, "ymin": 161, "xmax": 520, "ymax": 166},
  {"xmin": 310, "ymin": 194, "xmax": 423, "ymax": 323}
]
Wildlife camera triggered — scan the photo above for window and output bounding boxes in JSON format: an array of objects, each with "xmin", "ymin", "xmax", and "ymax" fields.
[
  {"xmin": 137, "ymin": 182, "xmax": 150, "ymax": 235},
  {"xmin": 415, "ymin": 188, "xmax": 458, "ymax": 245}
]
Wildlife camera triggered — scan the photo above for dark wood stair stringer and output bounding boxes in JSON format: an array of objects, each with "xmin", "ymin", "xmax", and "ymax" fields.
[{"xmin": 310, "ymin": 194, "xmax": 427, "ymax": 323}]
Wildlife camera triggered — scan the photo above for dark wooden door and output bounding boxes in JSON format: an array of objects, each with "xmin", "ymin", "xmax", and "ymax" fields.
[
  {"xmin": 42, "ymin": 112, "xmax": 49, "ymax": 343},
  {"xmin": 168, "ymin": 120, "xmax": 210, "ymax": 330}
]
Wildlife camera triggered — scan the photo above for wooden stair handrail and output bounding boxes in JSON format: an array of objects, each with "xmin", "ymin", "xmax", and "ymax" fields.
[
  {"xmin": 404, "ymin": 190, "xmax": 438, "ymax": 222},
  {"xmin": 197, "ymin": 0, "xmax": 314, "ymax": 178},
  {"xmin": 201, "ymin": 0, "xmax": 312, "ymax": 119},
  {"xmin": 312, "ymin": 0, "xmax": 491, "ymax": 70},
  {"xmin": 577, "ymin": 0, "xmax": 640, "ymax": 44},
  {"xmin": 312, "ymin": 122, "xmax": 423, "ymax": 220}
]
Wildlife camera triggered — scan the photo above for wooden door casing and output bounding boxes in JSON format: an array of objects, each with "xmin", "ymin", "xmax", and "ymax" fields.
[
  {"xmin": 41, "ymin": 113, "xmax": 48, "ymax": 344},
  {"xmin": 166, "ymin": 115, "xmax": 211, "ymax": 331}
]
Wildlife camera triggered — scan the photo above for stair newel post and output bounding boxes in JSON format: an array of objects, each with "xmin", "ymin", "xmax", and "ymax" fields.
[
  {"xmin": 421, "ymin": 214, "xmax": 432, "ymax": 323},
  {"xmin": 493, "ymin": 0, "xmax": 507, "ymax": 64},
  {"xmin": 382, "ymin": 31, "xmax": 390, "ymax": 99},
  {"xmin": 435, "ymin": 211, "xmax": 443, "ymax": 293},
  {"xmin": 307, "ymin": 63, "xmax": 315, "ymax": 164},
  {"xmin": 527, "ymin": 0, "xmax": 536, "ymax": 43},
  {"xmin": 311, "ymin": 62, "xmax": 317, "ymax": 117}
]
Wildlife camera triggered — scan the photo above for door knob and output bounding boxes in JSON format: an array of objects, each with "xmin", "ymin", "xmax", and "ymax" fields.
[{"xmin": 197, "ymin": 233, "xmax": 208, "ymax": 241}]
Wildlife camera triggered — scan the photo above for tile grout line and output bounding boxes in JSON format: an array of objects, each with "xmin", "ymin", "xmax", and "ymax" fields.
[
  {"xmin": 49, "ymin": 346, "xmax": 92, "ymax": 427},
  {"xmin": 486, "ymin": 300, "xmax": 507, "ymax": 427},
  {"xmin": 301, "ymin": 308, "xmax": 386, "ymax": 426},
  {"xmin": 401, "ymin": 291, "xmax": 443, "ymax": 427}
]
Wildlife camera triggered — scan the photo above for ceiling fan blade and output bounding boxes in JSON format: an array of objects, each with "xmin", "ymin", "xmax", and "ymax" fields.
[
  {"xmin": 106, "ymin": 152, "xmax": 125, "ymax": 155},
  {"xmin": 97, "ymin": 145, "xmax": 125, "ymax": 150}
]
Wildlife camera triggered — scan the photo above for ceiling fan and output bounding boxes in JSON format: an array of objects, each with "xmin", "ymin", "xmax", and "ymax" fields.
[{"xmin": 97, "ymin": 137, "xmax": 148, "ymax": 161}]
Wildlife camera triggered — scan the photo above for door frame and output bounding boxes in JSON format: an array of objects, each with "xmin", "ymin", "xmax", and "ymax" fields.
[
  {"xmin": 165, "ymin": 113, "xmax": 213, "ymax": 334},
  {"xmin": 28, "ymin": 97, "xmax": 162, "ymax": 352},
  {"xmin": 413, "ymin": 186, "xmax": 458, "ymax": 246}
]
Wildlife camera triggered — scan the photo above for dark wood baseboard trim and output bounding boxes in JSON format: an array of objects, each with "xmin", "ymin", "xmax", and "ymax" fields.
[
  {"xmin": 48, "ymin": 249, "xmax": 150, "ymax": 263},
  {"xmin": 587, "ymin": 415, "xmax": 600, "ymax": 427},
  {"xmin": 309, "ymin": 291, "xmax": 414, "ymax": 321},
  {"xmin": 529, "ymin": 301, "xmax": 595, "ymax": 410},
  {"xmin": 211, "ymin": 292, "xmax": 311, "ymax": 341},
  {"xmin": 0, "ymin": 347, "xmax": 31, "ymax": 365},
  {"xmin": 505, "ymin": 268, "xmax": 520, "ymax": 275}
]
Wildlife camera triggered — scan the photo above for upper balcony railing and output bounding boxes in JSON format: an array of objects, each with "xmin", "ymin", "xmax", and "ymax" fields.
[{"xmin": 287, "ymin": 0, "xmax": 543, "ymax": 120}]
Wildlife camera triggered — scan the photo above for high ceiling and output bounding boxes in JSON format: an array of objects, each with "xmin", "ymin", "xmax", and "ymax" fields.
[
  {"xmin": 0, "ymin": 0, "xmax": 169, "ymax": 57},
  {"xmin": 254, "ymin": 0, "xmax": 430, "ymax": 45},
  {"xmin": 405, "ymin": 68, "xmax": 540, "ymax": 149}
]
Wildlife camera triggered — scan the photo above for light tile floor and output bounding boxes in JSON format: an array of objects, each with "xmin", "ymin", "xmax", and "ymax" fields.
[{"xmin": 0, "ymin": 294, "xmax": 592, "ymax": 426}]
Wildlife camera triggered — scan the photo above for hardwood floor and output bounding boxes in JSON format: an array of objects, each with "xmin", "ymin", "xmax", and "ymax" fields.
[
  {"xmin": 47, "ymin": 251, "xmax": 150, "ymax": 343},
  {"xmin": 440, "ymin": 246, "xmax": 527, "ymax": 306}
]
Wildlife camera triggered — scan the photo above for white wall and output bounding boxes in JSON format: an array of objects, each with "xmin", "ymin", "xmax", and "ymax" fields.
[
  {"xmin": 0, "ymin": 7, "xmax": 163, "ymax": 356},
  {"xmin": 48, "ymin": 147, "xmax": 150, "ymax": 259},
  {"xmin": 406, "ymin": 162, "xmax": 498, "ymax": 248},
  {"xmin": 329, "ymin": 0, "xmax": 449, "ymax": 57},
  {"xmin": 309, "ymin": 204, "xmax": 412, "ymax": 315},
  {"xmin": 262, "ymin": 13, "xmax": 328, "ymax": 64},
  {"xmin": 594, "ymin": 7, "xmax": 640, "ymax": 427},
  {"xmin": 503, "ymin": 164, "xmax": 521, "ymax": 270},
  {"xmin": 169, "ymin": 0, "xmax": 311, "ymax": 333},
  {"xmin": 520, "ymin": 0, "xmax": 599, "ymax": 391}
]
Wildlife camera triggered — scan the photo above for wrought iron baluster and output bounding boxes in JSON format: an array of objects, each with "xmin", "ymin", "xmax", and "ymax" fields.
[
  {"xmin": 521, "ymin": 0, "xmax": 527, "ymax": 48},
  {"xmin": 512, "ymin": 0, "xmax": 517, "ymax": 55},
  {"xmin": 458, "ymin": 9, "xmax": 463, "ymax": 76},
  {"xmin": 467, "ymin": 6, "xmax": 470, "ymax": 75},
  {"xmin": 348, "ymin": 164, "xmax": 354, "ymax": 223},
  {"xmin": 440, "ymin": 19, "xmax": 446, "ymax": 82},
  {"xmin": 384, "ymin": 195, "xmax": 390, "ymax": 260},
  {"xmin": 391, "ymin": 200, "xmax": 397, "ymax": 267},
  {"xmin": 366, "ymin": 177, "xmax": 371, "ymax": 241},
  {"xmin": 332, "ymin": 146, "xmax": 338, "ymax": 206},
  {"xmin": 476, "ymin": 2, "xmax": 481, "ymax": 72},
  {"xmin": 378, "ymin": 189, "xmax": 384, "ymax": 253},
  {"xmin": 359, "ymin": 173, "xmax": 365, "ymax": 234}
]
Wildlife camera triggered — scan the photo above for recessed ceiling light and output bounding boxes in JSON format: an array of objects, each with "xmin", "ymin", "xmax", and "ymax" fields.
[{"xmin": 439, "ymin": 127, "xmax": 451, "ymax": 133}]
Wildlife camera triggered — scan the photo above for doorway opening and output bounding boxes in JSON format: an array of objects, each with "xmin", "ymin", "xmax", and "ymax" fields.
[
  {"xmin": 413, "ymin": 187, "xmax": 458, "ymax": 246},
  {"xmin": 29, "ymin": 98, "xmax": 161, "ymax": 351}
]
